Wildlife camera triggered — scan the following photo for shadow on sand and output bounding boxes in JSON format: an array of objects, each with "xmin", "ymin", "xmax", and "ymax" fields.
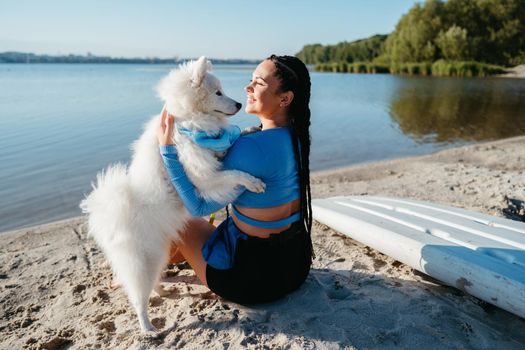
[{"xmin": 157, "ymin": 267, "xmax": 525, "ymax": 349}]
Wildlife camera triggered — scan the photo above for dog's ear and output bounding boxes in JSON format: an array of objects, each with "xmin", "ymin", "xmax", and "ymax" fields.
[{"xmin": 191, "ymin": 56, "xmax": 210, "ymax": 88}]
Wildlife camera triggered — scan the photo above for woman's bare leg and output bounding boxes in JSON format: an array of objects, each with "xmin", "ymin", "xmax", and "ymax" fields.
[
  {"xmin": 174, "ymin": 217, "xmax": 216, "ymax": 287},
  {"xmin": 169, "ymin": 243, "xmax": 185, "ymax": 264}
]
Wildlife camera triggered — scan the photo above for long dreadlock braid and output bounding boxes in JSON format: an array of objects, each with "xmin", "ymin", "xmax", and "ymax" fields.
[{"xmin": 267, "ymin": 55, "xmax": 313, "ymax": 254}]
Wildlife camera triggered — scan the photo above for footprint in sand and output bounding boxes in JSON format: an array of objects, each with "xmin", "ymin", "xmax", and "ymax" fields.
[
  {"xmin": 38, "ymin": 336, "xmax": 73, "ymax": 350},
  {"xmin": 149, "ymin": 296, "xmax": 164, "ymax": 307},
  {"xmin": 92, "ymin": 289, "xmax": 110, "ymax": 303},
  {"xmin": 373, "ymin": 258, "xmax": 387, "ymax": 271},
  {"xmin": 315, "ymin": 272, "xmax": 353, "ymax": 300},
  {"xmin": 72, "ymin": 284, "xmax": 86, "ymax": 294},
  {"xmin": 152, "ymin": 317, "xmax": 166, "ymax": 329},
  {"xmin": 90, "ymin": 312, "xmax": 112, "ymax": 324},
  {"xmin": 98, "ymin": 320, "xmax": 116, "ymax": 333}
]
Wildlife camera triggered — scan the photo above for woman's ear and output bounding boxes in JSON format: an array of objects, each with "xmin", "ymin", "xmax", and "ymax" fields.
[{"xmin": 279, "ymin": 91, "xmax": 294, "ymax": 107}]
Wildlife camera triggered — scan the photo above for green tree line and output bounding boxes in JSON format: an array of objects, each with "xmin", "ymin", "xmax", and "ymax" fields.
[
  {"xmin": 297, "ymin": 35, "xmax": 387, "ymax": 64},
  {"xmin": 296, "ymin": 0, "xmax": 525, "ymax": 75}
]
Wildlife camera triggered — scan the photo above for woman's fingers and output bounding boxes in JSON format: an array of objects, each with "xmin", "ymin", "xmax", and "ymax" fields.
[
  {"xmin": 160, "ymin": 106, "xmax": 167, "ymax": 130},
  {"xmin": 158, "ymin": 105, "xmax": 175, "ymax": 145},
  {"xmin": 164, "ymin": 115, "xmax": 174, "ymax": 143},
  {"xmin": 158, "ymin": 106, "xmax": 168, "ymax": 144}
]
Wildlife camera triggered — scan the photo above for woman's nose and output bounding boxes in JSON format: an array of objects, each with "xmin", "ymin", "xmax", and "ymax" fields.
[{"xmin": 245, "ymin": 82, "xmax": 253, "ymax": 93}]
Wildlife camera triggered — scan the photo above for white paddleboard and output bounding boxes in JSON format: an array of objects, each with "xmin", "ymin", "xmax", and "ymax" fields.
[{"xmin": 312, "ymin": 196, "xmax": 525, "ymax": 319}]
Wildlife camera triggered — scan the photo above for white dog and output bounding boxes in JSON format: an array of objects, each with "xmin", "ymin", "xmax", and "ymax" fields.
[{"xmin": 80, "ymin": 57, "xmax": 264, "ymax": 332}]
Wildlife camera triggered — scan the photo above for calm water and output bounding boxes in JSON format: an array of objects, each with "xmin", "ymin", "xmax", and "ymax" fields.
[{"xmin": 1, "ymin": 64, "xmax": 524, "ymax": 232}]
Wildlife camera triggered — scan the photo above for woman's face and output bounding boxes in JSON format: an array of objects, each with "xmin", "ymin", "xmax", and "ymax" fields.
[{"xmin": 245, "ymin": 60, "xmax": 284, "ymax": 118}]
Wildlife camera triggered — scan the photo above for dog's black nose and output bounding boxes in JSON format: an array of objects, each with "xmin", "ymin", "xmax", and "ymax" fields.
[{"xmin": 236, "ymin": 102, "xmax": 242, "ymax": 110}]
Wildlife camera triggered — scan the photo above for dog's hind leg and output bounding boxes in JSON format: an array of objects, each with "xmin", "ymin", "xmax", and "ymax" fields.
[
  {"xmin": 126, "ymin": 273, "xmax": 157, "ymax": 332},
  {"xmin": 135, "ymin": 248, "xmax": 171, "ymax": 331},
  {"xmin": 133, "ymin": 297, "xmax": 156, "ymax": 332},
  {"xmin": 118, "ymin": 266, "xmax": 156, "ymax": 332},
  {"xmin": 115, "ymin": 253, "xmax": 160, "ymax": 332}
]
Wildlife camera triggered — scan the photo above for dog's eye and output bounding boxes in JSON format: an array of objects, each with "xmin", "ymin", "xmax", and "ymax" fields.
[{"xmin": 215, "ymin": 91, "xmax": 222, "ymax": 96}]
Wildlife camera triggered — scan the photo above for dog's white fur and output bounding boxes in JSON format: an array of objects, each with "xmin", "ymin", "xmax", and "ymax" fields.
[{"xmin": 80, "ymin": 57, "xmax": 264, "ymax": 332}]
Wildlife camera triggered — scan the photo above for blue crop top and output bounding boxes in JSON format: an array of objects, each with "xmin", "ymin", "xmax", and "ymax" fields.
[{"xmin": 159, "ymin": 127, "xmax": 300, "ymax": 228}]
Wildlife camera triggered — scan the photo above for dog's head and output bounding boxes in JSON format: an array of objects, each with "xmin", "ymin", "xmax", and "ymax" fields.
[{"xmin": 157, "ymin": 56, "xmax": 241, "ymax": 122}]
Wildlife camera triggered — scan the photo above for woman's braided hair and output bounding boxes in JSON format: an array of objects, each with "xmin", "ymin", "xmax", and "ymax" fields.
[{"xmin": 267, "ymin": 54, "xmax": 313, "ymax": 247}]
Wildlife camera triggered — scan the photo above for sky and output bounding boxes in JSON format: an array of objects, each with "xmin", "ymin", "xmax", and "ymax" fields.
[{"xmin": 0, "ymin": 0, "xmax": 421, "ymax": 60}]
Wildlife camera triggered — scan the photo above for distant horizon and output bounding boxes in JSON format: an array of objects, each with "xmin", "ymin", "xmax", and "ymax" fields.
[
  {"xmin": 0, "ymin": 32, "xmax": 392, "ymax": 61},
  {"xmin": 0, "ymin": 0, "xmax": 420, "ymax": 59},
  {"xmin": 0, "ymin": 51, "xmax": 262, "ymax": 61},
  {"xmin": 0, "ymin": 51, "xmax": 265, "ymax": 65}
]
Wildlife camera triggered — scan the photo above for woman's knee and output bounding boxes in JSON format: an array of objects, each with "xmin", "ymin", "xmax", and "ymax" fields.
[
  {"xmin": 169, "ymin": 242, "xmax": 185, "ymax": 264},
  {"xmin": 179, "ymin": 217, "xmax": 215, "ymax": 245},
  {"xmin": 175, "ymin": 217, "xmax": 216, "ymax": 287}
]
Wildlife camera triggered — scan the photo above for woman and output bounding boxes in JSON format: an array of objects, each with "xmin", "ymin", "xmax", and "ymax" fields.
[{"xmin": 157, "ymin": 55, "xmax": 313, "ymax": 304}]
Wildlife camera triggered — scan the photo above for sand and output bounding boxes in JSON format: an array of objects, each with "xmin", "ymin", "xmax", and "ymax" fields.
[
  {"xmin": 1, "ymin": 136, "xmax": 525, "ymax": 349},
  {"xmin": 498, "ymin": 65, "xmax": 525, "ymax": 78}
]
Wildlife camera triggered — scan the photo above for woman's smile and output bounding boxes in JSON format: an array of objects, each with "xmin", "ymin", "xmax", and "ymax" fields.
[{"xmin": 243, "ymin": 60, "xmax": 284, "ymax": 119}]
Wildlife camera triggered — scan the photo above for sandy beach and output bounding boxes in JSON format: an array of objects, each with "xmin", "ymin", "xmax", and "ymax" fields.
[
  {"xmin": 1, "ymin": 136, "xmax": 525, "ymax": 349},
  {"xmin": 499, "ymin": 65, "xmax": 525, "ymax": 78}
]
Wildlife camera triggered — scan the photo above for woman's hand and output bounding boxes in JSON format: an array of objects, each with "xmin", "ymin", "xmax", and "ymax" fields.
[{"xmin": 158, "ymin": 106, "xmax": 175, "ymax": 145}]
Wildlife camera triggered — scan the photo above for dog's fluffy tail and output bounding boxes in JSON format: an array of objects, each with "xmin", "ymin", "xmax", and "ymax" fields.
[{"xmin": 80, "ymin": 163, "xmax": 134, "ymax": 245}]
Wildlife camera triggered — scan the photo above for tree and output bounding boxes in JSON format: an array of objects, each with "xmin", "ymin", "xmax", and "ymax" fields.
[
  {"xmin": 296, "ymin": 35, "xmax": 387, "ymax": 64},
  {"xmin": 435, "ymin": 25, "xmax": 469, "ymax": 60},
  {"xmin": 297, "ymin": 0, "xmax": 525, "ymax": 67},
  {"xmin": 385, "ymin": 0, "xmax": 445, "ymax": 63}
]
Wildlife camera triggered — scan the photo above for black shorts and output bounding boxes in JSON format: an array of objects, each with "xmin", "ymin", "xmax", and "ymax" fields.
[{"xmin": 205, "ymin": 219, "xmax": 312, "ymax": 305}]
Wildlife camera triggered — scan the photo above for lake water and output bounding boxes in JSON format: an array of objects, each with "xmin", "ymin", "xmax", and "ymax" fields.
[{"xmin": 1, "ymin": 64, "xmax": 524, "ymax": 232}]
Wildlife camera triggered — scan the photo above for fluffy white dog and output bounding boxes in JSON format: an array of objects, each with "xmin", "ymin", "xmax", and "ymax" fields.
[{"xmin": 80, "ymin": 57, "xmax": 264, "ymax": 332}]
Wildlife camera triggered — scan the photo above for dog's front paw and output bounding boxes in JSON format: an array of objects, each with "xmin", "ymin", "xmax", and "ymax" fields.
[{"xmin": 244, "ymin": 177, "xmax": 266, "ymax": 193}]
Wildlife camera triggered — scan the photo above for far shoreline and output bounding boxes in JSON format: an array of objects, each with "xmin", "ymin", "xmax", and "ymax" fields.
[
  {"xmin": 313, "ymin": 62, "xmax": 525, "ymax": 78},
  {"xmin": 0, "ymin": 52, "xmax": 261, "ymax": 65}
]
